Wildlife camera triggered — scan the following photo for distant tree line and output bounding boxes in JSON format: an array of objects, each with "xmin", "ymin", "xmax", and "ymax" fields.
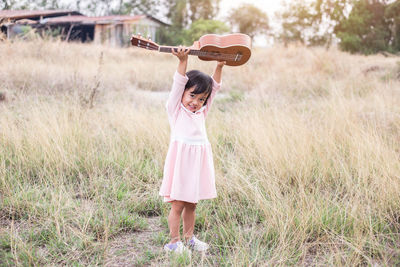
[
  {"xmin": 157, "ymin": 0, "xmax": 268, "ymax": 46},
  {"xmin": 0, "ymin": 0, "xmax": 266, "ymax": 45},
  {"xmin": 278, "ymin": 0, "xmax": 400, "ymax": 54},
  {"xmin": 1, "ymin": 0, "xmax": 399, "ymax": 54}
]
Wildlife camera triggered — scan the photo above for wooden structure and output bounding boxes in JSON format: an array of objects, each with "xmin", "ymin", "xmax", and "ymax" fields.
[
  {"xmin": 42, "ymin": 15, "xmax": 166, "ymax": 46},
  {"xmin": 0, "ymin": 10, "xmax": 82, "ymax": 39},
  {"xmin": 0, "ymin": 10, "xmax": 167, "ymax": 46}
]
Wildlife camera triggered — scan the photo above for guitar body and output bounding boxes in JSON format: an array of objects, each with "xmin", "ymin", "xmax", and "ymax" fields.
[
  {"xmin": 131, "ymin": 33, "xmax": 252, "ymax": 67},
  {"xmin": 197, "ymin": 34, "xmax": 252, "ymax": 66}
]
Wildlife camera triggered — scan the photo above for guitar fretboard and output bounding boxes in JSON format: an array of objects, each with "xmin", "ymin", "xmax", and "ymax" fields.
[
  {"xmin": 159, "ymin": 46, "xmax": 241, "ymax": 60},
  {"xmin": 159, "ymin": 46, "xmax": 209, "ymax": 57}
]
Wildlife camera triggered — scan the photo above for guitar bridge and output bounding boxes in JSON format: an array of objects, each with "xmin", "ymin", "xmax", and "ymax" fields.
[{"xmin": 235, "ymin": 53, "xmax": 242, "ymax": 62}]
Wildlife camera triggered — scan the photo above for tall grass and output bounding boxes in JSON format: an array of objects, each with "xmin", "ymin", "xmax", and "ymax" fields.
[{"xmin": 1, "ymin": 39, "xmax": 400, "ymax": 266}]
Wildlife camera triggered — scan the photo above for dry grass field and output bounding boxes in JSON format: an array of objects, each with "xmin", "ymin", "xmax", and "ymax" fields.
[{"xmin": 1, "ymin": 38, "xmax": 400, "ymax": 266}]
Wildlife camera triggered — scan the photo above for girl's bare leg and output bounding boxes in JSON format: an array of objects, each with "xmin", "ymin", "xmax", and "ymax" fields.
[
  {"xmin": 182, "ymin": 202, "xmax": 197, "ymax": 241},
  {"xmin": 168, "ymin": 200, "xmax": 185, "ymax": 243}
]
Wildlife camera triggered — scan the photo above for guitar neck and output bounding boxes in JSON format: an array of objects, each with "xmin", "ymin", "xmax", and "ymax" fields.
[{"xmin": 159, "ymin": 46, "xmax": 205, "ymax": 57}]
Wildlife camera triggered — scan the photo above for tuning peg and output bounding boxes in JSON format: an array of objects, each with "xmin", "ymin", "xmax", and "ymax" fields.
[
  {"xmin": 137, "ymin": 32, "xmax": 141, "ymax": 38},
  {"xmin": 147, "ymin": 35, "xmax": 151, "ymax": 40}
]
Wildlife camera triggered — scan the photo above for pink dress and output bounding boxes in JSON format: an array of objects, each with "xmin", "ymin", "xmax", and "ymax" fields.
[{"xmin": 159, "ymin": 71, "xmax": 221, "ymax": 203}]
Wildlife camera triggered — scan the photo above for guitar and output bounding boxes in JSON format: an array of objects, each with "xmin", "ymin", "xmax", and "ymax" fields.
[{"xmin": 130, "ymin": 33, "xmax": 252, "ymax": 66}]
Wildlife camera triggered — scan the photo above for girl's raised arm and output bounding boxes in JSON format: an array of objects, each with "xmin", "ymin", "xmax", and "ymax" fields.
[
  {"xmin": 212, "ymin": 61, "xmax": 225, "ymax": 83},
  {"xmin": 166, "ymin": 47, "xmax": 190, "ymax": 118},
  {"xmin": 205, "ymin": 61, "xmax": 226, "ymax": 116},
  {"xmin": 172, "ymin": 46, "xmax": 190, "ymax": 76}
]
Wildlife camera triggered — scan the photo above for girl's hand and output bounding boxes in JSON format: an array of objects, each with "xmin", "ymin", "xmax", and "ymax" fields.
[
  {"xmin": 217, "ymin": 61, "xmax": 226, "ymax": 68},
  {"xmin": 174, "ymin": 46, "xmax": 190, "ymax": 76},
  {"xmin": 171, "ymin": 45, "xmax": 190, "ymax": 62}
]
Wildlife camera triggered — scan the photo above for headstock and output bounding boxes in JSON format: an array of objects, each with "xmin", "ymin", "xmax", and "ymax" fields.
[{"xmin": 130, "ymin": 34, "xmax": 159, "ymax": 51}]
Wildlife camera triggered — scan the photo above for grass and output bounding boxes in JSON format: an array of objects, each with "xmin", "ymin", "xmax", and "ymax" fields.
[{"xmin": 0, "ymin": 38, "xmax": 400, "ymax": 265}]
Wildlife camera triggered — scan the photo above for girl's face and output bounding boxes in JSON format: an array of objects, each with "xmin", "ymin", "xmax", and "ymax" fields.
[{"xmin": 181, "ymin": 86, "xmax": 209, "ymax": 113}]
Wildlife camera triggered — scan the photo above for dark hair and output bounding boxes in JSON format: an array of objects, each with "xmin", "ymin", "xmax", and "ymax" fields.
[{"xmin": 185, "ymin": 70, "xmax": 213, "ymax": 105}]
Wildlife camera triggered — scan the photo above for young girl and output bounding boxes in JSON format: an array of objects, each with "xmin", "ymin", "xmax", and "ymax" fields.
[{"xmin": 159, "ymin": 46, "xmax": 225, "ymax": 254}]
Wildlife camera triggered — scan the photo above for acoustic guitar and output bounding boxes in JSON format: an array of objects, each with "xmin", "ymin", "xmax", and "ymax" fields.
[{"xmin": 130, "ymin": 33, "xmax": 252, "ymax": 66}]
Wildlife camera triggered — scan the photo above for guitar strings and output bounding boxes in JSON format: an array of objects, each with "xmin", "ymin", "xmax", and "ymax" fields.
[
  {"xmin": 137, "ymin": 42, "xmax": 240, "ymax": 61},
  {"xmin": 136, "ymin": 43, "xmax": 241, "ymax": 61},
  {"xmin": 162, "ymin": 47, "xmax": 241, "ymax": 61}
]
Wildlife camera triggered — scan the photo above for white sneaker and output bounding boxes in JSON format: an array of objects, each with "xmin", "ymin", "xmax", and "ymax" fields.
[
  {"xmin": 163, "ymin": 241, "xmax": 192, "ymax": 255},
  {"xmin": 187, "ymin": 236, "xmax": 209, "ymax": 251}
]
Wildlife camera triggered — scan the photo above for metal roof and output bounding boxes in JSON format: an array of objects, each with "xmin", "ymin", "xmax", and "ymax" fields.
[
  {"xmin": 0, "ymin": 10, "xmax": 169, "ymax": 26},
  {"xmin": 0, "ymin": 10, "xmax": 83, "ymax": 20},
  {"xmin": 14, "ymin": 18, "xmax": 38, "ymax": 24},
  {"xmin": 41, "ymin": 15, "xmax": 145, "ymax": 25}
]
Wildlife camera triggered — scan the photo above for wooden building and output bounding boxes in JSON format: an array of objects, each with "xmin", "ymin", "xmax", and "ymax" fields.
[
  {"xmin": 0, "ymin": 10, "xmax": 167, "ymax": 46},
  {"xmin": 42, "ymin": 15, "xmax": 167, "ymax": 46},
  {"xmin": 0, "ymin": 10, "xmax": 82, "ymax": 38}
]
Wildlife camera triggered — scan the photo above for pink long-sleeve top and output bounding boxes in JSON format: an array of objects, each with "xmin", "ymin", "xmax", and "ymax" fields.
[{"xmin": 166, "ymin": 71, "xmax": 221, "ymax": 144}]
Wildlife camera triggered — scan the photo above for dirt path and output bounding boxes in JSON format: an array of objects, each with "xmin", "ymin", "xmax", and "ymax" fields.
[{"xmin": 104, "ymin": 216, "xmax": 166, "ymax": 267}]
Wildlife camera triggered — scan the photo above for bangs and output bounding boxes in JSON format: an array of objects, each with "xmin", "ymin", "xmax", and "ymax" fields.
[
  {"xmin": 185, "ymin": 70, "xmax": 213, "ymax": 102},
  {"xmin": 191, "ymin": 84, "xmax": 212, "ymax": 95}
]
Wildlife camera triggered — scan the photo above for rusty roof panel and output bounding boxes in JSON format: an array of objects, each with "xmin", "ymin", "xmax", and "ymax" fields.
[
  {"xmin": 92, "ymin": 15, "xmax": 145, "ymax": 21},
  {"xmin": 0, "ymin": 10, "xmax": 82, "ymax": 20},
  {"xmin": 41, "ymin": 15, "xmax": 145, "ymax": 24},
  {"xmin": 15, "ymin": 19, "xmax": 38, "ymax": 24},
  {"xmin": 40, "ymin": 15, "xmax": 95, "ymax": 24}
]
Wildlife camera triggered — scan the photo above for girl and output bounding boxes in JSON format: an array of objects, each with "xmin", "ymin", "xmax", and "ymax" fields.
[{"xmin": 159, "ymin": 46, "xmax": 225, "ymax": 254}]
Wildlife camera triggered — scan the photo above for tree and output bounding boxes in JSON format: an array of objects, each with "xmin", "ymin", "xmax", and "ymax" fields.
[
  {"xmin": 158, "ymin": 0, "xmax": 189, "ymax": 45},
  {"xmin": 276, "ymin": 0, "xmax": 399, "ymax": 54},
  {"xmin": 83, "ymin": 0, "xmax": 160, "ymax": 16},
  {"xmin": 229, "ymin": 3, "xmax": 269, "ymax": 39},
  {"xmin": 385, "ymin": 0, "xmax": 400, "ymax": 52},
  {"xmin": 0, "ymin": 0, "xmax": 160, "ymax": 16},
  {"xmin": 158, "ymin": 24, "xmax": 187, "ymax": 46},
  {"xmin": 163, "ymin": 0, "xmax": 221, "ymax": 28},
  {"xmin": 185, "ymin": 19, "xmax": 229, "ymax": 44},
  {"xmin": 85, "ymin": 0, "xmax": 113, "ymax": 15},
  {"xmin": 1, "ymin": 0, "xmax": 12, "ymax": 9},
  {"xmin": 0, "ymin": 0, "xmax": 64, "ymax": 10},
  {"xmin": 277, "ymin": 0, "xmax": 314, "ymax": 45},
  {"xmin": 159, "ymin": 0, "xmax": 223, "ymax": 45},
  {"xmin": 159, "ymin": 19, "xmax": 228, "ymax": 46},
  {"xmin": 315, "ymin": 0, "xmax": 350, "ymax": 24},
  {"xmin": 277, "ymin": 0, "xmax": 351, "ymax": 46},
  {"xmin": 121, "ymin": 0, "xmax": 160, "ymax": 16},
  {"xmin": 335, "ymin": 0, "xmax": 391, "ymax": 54},
  {"xmin": 164, "ymin": 0, "xmax": 189, "ymax": 27},
  {"xmin": 188, "ymin": 0, "xmax": 220, "ymax": 22}
]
